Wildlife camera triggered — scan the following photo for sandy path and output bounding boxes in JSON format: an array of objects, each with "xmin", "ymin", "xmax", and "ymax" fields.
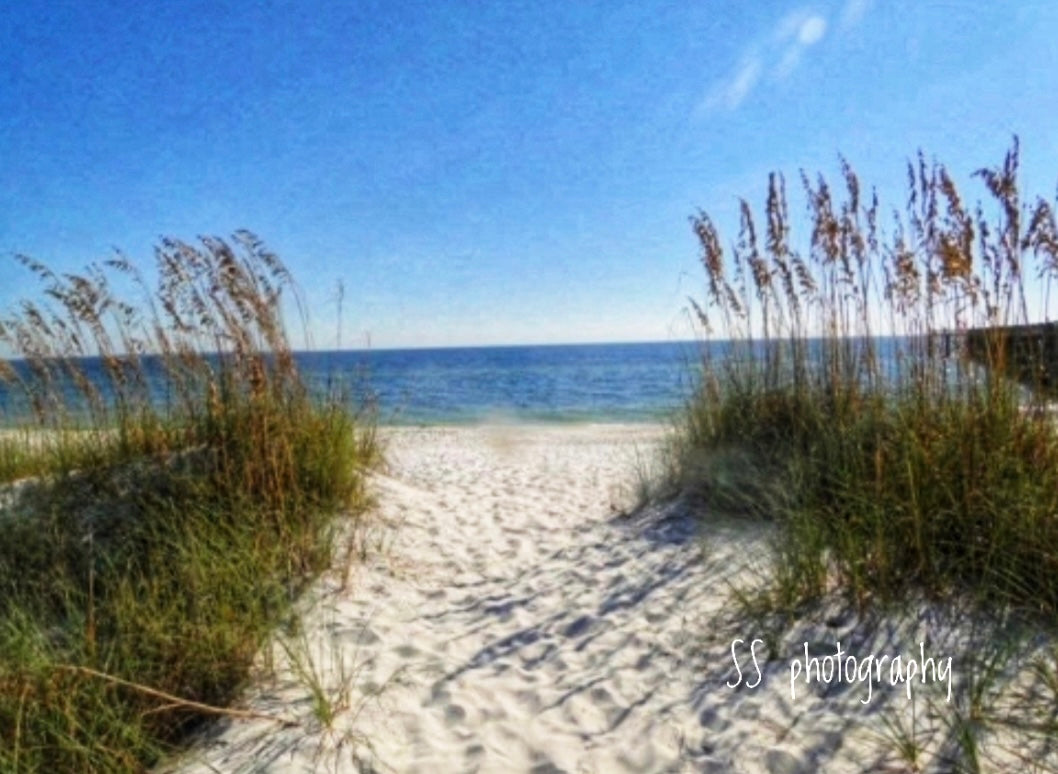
[{"xmin": 165, "ymin": 424, "xmax": 986, "ymax": 773}]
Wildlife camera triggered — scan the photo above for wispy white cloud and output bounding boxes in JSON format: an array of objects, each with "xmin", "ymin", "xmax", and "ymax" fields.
[
  {"xmin": 699, "ymin": 9, "xmax": 829, "ymax": 114},
  {"xmin": 774, "ymin": 13, "xmax": 827, "ymax": 80},
  {"xmin": 702, "ymin": 56, "xmax": 763, "ymax": 112},
  {"xmin": 798, "ymin": 16, "xmax": 827, "ymax": 45}
]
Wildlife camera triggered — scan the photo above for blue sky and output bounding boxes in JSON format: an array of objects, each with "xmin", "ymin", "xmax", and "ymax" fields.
[{"xmin": 2, "ymin": 0, "xmax": 1058, "ymax": 349}]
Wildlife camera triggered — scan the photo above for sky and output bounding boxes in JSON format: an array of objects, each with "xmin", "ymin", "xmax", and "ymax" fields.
[{"xmin": 2, "ymin": 0, "xmax": 1058, "ymax": 350}]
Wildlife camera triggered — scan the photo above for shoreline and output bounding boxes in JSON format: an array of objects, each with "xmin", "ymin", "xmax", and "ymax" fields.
[{"xmin": 369, "ymin": 413, "xmax": 681, "ymax": 429}]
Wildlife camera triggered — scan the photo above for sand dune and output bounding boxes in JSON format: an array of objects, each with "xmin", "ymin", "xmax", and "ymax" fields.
[{"xmin": 164, "ymin": 424, "xmax": 1049, "ymax": 773}]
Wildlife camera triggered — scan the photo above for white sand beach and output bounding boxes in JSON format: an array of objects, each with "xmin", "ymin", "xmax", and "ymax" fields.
[{"xmin": 163, "ymin": 424, "xmax": 1051, "ymax": 774}]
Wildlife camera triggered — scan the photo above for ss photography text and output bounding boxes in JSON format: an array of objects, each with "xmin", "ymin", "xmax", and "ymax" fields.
[{"xmin": 728, "ymin": 638, "xmax": 953, "ymax": 705}]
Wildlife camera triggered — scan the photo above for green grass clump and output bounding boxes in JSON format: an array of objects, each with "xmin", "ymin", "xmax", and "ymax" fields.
[
  {"xmin": 677, "ymin": 139, "xmax": 1058, "ymax": 616},
  {"xmin": 0, "ymin": 232, "xmax": 378, "ymax": 772}
]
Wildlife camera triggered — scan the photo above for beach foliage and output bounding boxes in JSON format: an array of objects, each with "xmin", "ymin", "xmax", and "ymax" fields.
[
  {"xmin": 679, "ymin": 139, "xmax": 1058, "ymax": 617},
  {"xmin": 678, "ymin": 140, "xmax": 1058, "ymax": 767},
  {"xmin": 0, "ymin": 233, "xmax": 377, "ymax": 772}
]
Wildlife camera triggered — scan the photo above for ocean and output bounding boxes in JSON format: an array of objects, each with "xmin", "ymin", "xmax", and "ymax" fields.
[
  {"xmin": 299, "ymin": 341, "xmax": 704, "ymax": 424},
  {"xmin": 0, "ymin": 341, "xmax": 706, "ymax": 426},
  {"xmin": 0, "ymin": 336, "xmax": 986, "ymax": 427}
]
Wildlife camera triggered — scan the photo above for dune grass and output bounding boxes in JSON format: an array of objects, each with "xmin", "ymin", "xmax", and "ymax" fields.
[
  {"xmin": 674, "ymin": 140, "xmax": 1058, "ymax": 767},
  {"xmin": 677, "ymin": 139, "xmax": 1058, "ymax": 617},
  {"xmin": 0, "ymin": 233, "xmax": 378, "ymax": 772}
]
